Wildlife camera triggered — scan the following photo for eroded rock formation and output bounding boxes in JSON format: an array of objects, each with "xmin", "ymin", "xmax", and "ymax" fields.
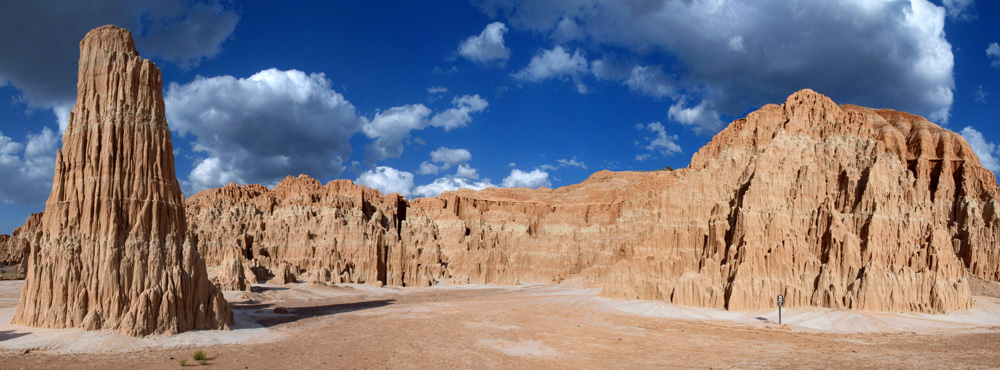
[
  {"xmin": 413, "ymin": 90, "xmax": 1000, "ymax": 313},
  {"xmin": 177, "ymin": 90, "xmax": 998, "ymax": 313},
  {"xmin": 185, "ymin": 176, "xmax": 448, "ymax": 287},
  {"xmin": 12, "ymin": 25, "xmax": 232, "ymax": 336},
  {"xmin": 0, "ymin": 213, "xmax": 41, "ymax": 272},
  {"xmin": 7, "ymin": 75, "xmax": 999, "ymax": 314}
]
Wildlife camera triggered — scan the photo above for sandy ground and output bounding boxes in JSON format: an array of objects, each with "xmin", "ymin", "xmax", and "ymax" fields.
[{"xmin": 0, "ymin": 279, "xmax": 998, "ymax": 369}]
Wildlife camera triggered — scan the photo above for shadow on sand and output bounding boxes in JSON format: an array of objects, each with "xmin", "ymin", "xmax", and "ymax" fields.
[
  {"xmin": 0, "ymin": 330, "xmax": 28, "ymax": 342},
  {"xmin": 238, "ymin": 299, "xmax": 395, "ymax": 327}
]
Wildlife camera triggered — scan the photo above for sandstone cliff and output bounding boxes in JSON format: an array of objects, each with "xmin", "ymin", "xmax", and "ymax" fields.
[
  {"xmin": 411, "ymin": 90, "xmax": 1000, "ymax": 313},
  {"xmin": 12, "ymin": 25, "xmax": 232, "ymax": 336},
  {"xmin": 185, "ymin": 176, "xmax": 448, "ymax": 287}
]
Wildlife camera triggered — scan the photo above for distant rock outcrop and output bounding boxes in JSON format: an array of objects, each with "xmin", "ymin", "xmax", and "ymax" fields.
[
  {"xmin": 12, "ymin": 25, "xmax": 232, "ymax": 336},
  {"xmin": 185, "ymin": 176, "xmax": 448, "ymax": 288},
  {"xmin": 0, "ymin": 213, "xmax": 41, "ymax": 273}
]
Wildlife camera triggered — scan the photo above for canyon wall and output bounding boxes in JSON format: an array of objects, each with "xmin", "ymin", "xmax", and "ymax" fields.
[
  {"xmin": 185, "ymin": 176, "xmax": 448, "ymax": 288},
  {"xmin": 12, "ymin": 25, "xmax": 232, "ymax": 336}
]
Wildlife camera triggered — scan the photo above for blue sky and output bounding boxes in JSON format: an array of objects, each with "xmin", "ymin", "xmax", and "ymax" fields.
[{"xmin": 0, "ymin": 0, "xmax": 998, "ymax": 234}]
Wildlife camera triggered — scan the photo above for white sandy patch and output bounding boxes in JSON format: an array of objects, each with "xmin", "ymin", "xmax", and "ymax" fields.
[
  {"xmin": 0, "ymin": 306, "xmax": 283, "ymax": 354},
  {"xmin": 480, "ymin": 339, "xmax": 556, "ymax": 357},
  {"xmin": 601, "ymin": 295, "xmax": 1000, "ymax": 334}
]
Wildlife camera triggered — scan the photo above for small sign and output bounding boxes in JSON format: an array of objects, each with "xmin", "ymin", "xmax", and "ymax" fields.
[{"xmin": 777, "ymin": 294, "xmax": 784, "ymax": 307}]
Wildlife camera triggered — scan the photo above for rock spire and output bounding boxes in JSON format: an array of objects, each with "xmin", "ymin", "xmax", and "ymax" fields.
[{"xmin": 12, "ymin": 25, "xmax": 232, "ymax": 336}]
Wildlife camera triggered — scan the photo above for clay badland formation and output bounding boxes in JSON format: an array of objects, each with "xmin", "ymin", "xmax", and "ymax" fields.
[
  {"xmin": 8, "ymin": 25, "xmax": 232, "ymax": 336},
  {"xmin": 3, "ymin": 26, "xmax": 1000, "ymax": 334},
  {"xmin": 176, "ymin": 90, "xmax": 1000, "ymax": 314}
]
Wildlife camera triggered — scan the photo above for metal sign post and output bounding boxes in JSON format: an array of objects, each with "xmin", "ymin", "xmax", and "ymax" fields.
[{"xmin": 777, "ymin": 294, "xmax": 784, "ymax": 324}]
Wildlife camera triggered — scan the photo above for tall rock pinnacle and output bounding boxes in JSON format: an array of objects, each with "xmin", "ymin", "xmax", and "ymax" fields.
[{"xmin": 13, "ymin": 25, "xmax": 233, "ymax": 336}]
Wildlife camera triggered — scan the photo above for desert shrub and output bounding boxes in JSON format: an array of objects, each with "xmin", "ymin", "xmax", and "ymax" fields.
[{"xmin": 193, "ymin": 350, "xmax": 206, "ymax": 361}]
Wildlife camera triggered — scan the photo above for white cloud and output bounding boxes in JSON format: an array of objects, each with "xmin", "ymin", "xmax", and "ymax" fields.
[
  {"xmin": 502, "ymin": 169, "xmax": 551, "ymax": 188},
  {"xmin": 429, "ymin": 147, "xmax": 472, "ymax": 165},
  {"xmin": 458, "ymin": 22, "xmax": 511, "ymax": 65},
  {"xmin": 429, "ymin": 95, "xmax": 489, "ymax": 130},
  {"xmin": 417, "ymin": 161, "xmax": 440, "ymax": 175},
  {"xmin": 636, "ymin": 122, "xmax": 682, "ymax": 160},
  {"xmin": 165, "ymin": 68, "xmax": 361, "ymax": 194},
  {"xmin": 484, "ymin": 0, "xmax": 956, "ymax": 127},
  {"xmin": 514, "ymin": 46, "xmax": 589, "ymax": 82},
  {"xmin": 363, "ymin": 104, "xmax": 432, "ymax": 161},
  {"xmin": 988, "ymin": 43, "xmax": 1000, "ymax": 68},
  {"xmin": 960, "ymin": 127, "xmax": 1000, "ymax": 173},
  {"xmin": 668, "ymin": 99, "xmax": 725, "ymax": 134},
  {"xmin": 540, "ymin": 157, "xmax": 587, "ymax": 171},
  {"xmin": 455, "ymin": 164, "xmax": 480, "ymax": 180},
  {"xmin": 356, "ymin": 166, "xmax": 416, "ymax": 197},
  {"xmin": 359, "ymin": 165, "xmax": 555, "ymax": 198},
  {"xmin": 427, "ymin": 86, "xmax": 448, "ymax": 94},
  {"xmin": 413, "ymin": 176, "xmax": 494, "ymax": 198},
  {"xmin": 0, "ymin": 128, "xmax": 58, "ymax": 205},
  {"xmin": 0, "ymin": 0, "xmax": 239, "ymax": 127},
  {"xmin": 363, "ymin": 95, "xmax": 487, "ymax": 162},
  {"xmin": 356, "ymin": 166, "xmax": 495, "ymax": 198},
  {"xmin": 942, "ymin": 0, "xmax": 975, "ymax": 20}
]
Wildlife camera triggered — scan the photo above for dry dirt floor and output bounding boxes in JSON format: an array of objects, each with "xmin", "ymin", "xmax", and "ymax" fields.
[{"xmin": 0, "ymin": 279, "xmax": 998, "ymax": 370}]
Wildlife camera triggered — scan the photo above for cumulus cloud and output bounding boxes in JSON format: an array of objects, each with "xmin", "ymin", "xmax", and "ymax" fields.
[
  {"xmin": 429, "ymin": 147, "xmax": 472, "ymax": 165},
  {"xmin": 960, "ymin": 127, "xmax": 1000, "ymax": 173},
  {"xmin": 165, "ymin": 68, "xmax": 361, "ymax": 193},
  {"xmin": 635, "ymin": 122, "xmax": 682, "ymax": 161},
  {"xmin": 362, "ymin": 104, "xmax": 432, "ymax": 162},
  {"xmin": 502, "ymin": 169, "xmax": 551, "ymax": 188},
  {"xmin": 988, "ymin": 43, "xmax": 1000, "ymax": 68},
  {"xmin": 0, "ymin": 0, "xmax": 239, "ymax": 127},
  {"xmin": 356, "ymin": 166, "xmax": 495, "ymax": 198},
  {"xmin": 358, "ymin": 166, "xmax": 553, "ymax": 198},
  {"xmin": 458, "ymin": 22, "xmax": 511, "ymax": 65},
  {"xmin": 483, "ymin": 0, "xmax": 956, "ymax": 128},
  {"xmin": 514, "ymin": 46, "xmax": 589, "ymax": 82},
  {"xmin": 668, "ymin": 100, "xmax": 725, "ymax": 134},
  {"xmin": 414, "ymin": 176, "xmax": 494, "ymax": 197},
  {"xmin": 429, "ymin": 95, "xmax": 489, "ymax": 130},
  {"xmin": 363, "ymin": 95, "xmax": 487, "ymax": 162},
  {"xmin": 356, "ymin": 166, "xmax": 416, "ymax": 196},
  {"xmin": 0, "ymin": 128, "xmax": 58, "ymax": 205},
  {"xmin": 419, "ymin": 147, "xmax": 473, "ymax": 175}
]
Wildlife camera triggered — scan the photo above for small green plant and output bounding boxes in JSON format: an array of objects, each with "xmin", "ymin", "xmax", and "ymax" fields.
[
  {"xmin": 193, "ymin": 349, "xmax": 209, "ymax": 365},
  {"xmin": 179, "ymin": 358, "xmax": 187, "ymax": 366}
]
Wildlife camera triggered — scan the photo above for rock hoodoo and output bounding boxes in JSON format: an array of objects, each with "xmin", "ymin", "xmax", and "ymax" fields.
[{"xmin": 12, "ymin": 25, "xmax": 232, "ymax": 336}]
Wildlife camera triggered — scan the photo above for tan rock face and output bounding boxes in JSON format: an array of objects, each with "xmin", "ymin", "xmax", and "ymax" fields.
[
  {"xmin": 0, "ymin": 213, "xmax": 41, "ymax": 272},
  {"xmin": 185, "ymin": 176, "xmax": 448, "ymax": 288},
  {"xmin": 9, "ymin": 80, "xmax": 998, "ymax": 315},
  {"xmin": 411, "ymin": 90, "xmax": 997, "ymax": 313},
  {"xmin": 12, "ymin": 25, "xmax": 232, "ymax": 336}
]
